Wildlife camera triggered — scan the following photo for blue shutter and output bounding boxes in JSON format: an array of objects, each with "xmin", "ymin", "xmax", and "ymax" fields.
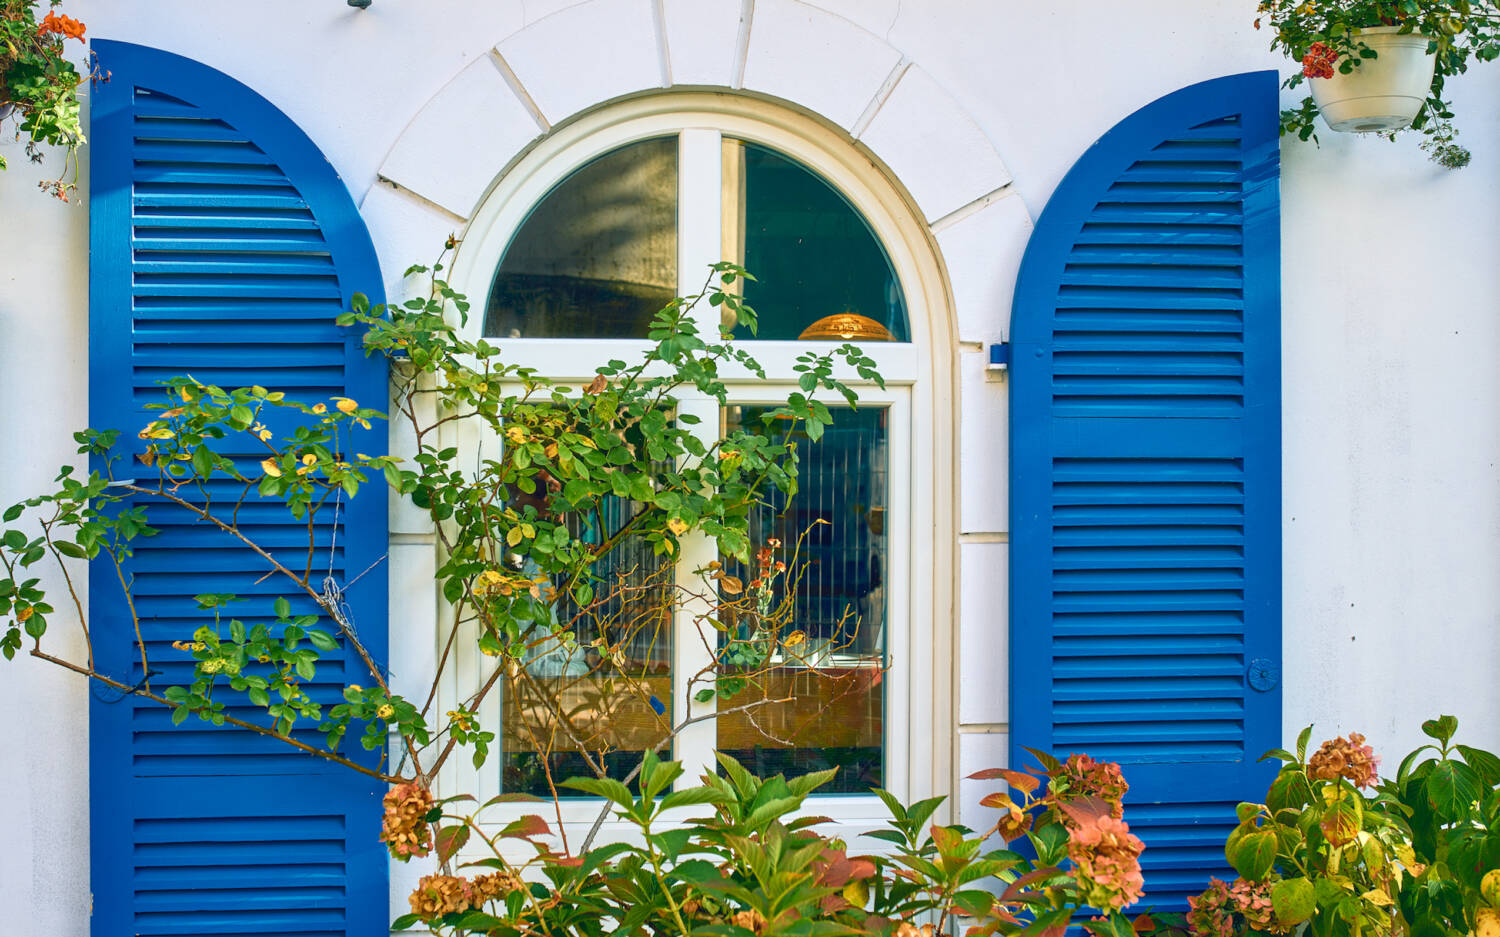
[
  {"xmin": 88, "ymin": 40, "xmax": 389, "ymax": 937},
  {"xmin": 1009, "ymin": 72, "xmax": 1281, "ymax": 909}
]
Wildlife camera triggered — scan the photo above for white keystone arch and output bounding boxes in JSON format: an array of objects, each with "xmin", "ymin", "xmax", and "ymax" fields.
[{"xmin": 361, "ymin": 0, "xmax": 1034, "ymax": 348}]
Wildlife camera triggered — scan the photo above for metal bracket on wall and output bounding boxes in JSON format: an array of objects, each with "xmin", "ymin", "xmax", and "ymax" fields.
[{"xmin": 987, "ymin": 342, "xmax": 1010, "ymax": 372}]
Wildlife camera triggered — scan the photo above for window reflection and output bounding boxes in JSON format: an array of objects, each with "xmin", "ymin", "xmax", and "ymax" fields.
[
  {"xmin": 716, "ymin": 405, "xmax": 887, "ymax": 792},
  {"xmin": 498, "ymin": 496, "xmax": 673, "ymax": 796},
  {"xmin": 724, "ymin": 140, "xmax": 908, "ymax": 342},
  {"xmin": 485, "ymin": 137, "xmax": 678, "ymax": 339}
]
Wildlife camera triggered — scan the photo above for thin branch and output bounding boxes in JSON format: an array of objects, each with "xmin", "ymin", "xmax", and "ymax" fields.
[{"xmin": 29, "ymin": 648, "xmax": 402, "ymax": 783}]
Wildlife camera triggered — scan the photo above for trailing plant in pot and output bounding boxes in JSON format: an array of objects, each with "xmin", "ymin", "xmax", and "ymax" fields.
[
  {"xmin": 1257, "ymin": 0, "xmax": 1500, "ymax": 168},
  {"xmin": 1, "ymin": 0, "xmax": 99, "ymax": 199}
]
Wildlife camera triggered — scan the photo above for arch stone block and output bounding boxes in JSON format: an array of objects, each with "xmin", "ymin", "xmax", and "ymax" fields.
[
  {"xmin": 359, "ymin": 181, "xmax": 462, "ymax": 305},
  {"xmin": 934, "ymin": 190, "xmax": 1033, "ymax": 344},
  {"xmin": 378, "ymin": 56, "xmax": 542, "ymax": 219},
  {"xmin": 858, "ymin": 65, "xmax": 1012, "ymax": 224},
  {"xmin": 663, "ymin": 0, "xmax": 743, "ymax": 87},
  {"xmin": 741, "ymin": 0, "xmax": 902, "ymax": 130},
  {"xmin": 497, "ymin": 0, "xmax": 664, "ymax": 125}
]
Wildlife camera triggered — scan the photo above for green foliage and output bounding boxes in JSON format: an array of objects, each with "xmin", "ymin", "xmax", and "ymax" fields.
[
  {"xmin": 1256, "ymin": 0, "xmax": 1500, "ymax": 167},
  {"xmin": 1, "ymin": 0, "xmax": 99, "ymax": 197},
  {"xmin": 1174, "ymin": 717, "xmax": 1500, "ymax": 937},
  {"xmin": 394, "ymin": 753, "xmax": 1159, "ymax": 937}
]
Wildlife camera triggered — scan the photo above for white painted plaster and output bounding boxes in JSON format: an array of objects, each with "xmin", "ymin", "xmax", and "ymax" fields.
[
  {"xmin": 858, "ymin": 64, "xmax": 1012, "ymax": 223},
  {"xmin": 959, "ymin": 349, "xmax": 1008, "ymax": 535},
  {"xmin": 933, "ymin": 189, "xmax": 1033, "ymax": 344},
  {"xmin": 378, "ymin": 56, "xmax": 543, "ymax": 219},
  {"xmin": 957, "ymin": 731, "xmax": 1010, "ymax": 831},
  {"xmin": 359, "ymin": 180, "xmax": 466, "ymax": 307},
  {"xmin": 959, "ymin": 542, "xmax": 1008, "ymax": 727},
  {"xmin": 0, "ymin": 134, "xmax": 93, "ymax": 937},
  {"xmin": 496, "ymin": 0, "xmax": 663, "ymax": 125},
  {"xmin": 740, "ymin": 0, "xmax": 903, "ymax": 130}
]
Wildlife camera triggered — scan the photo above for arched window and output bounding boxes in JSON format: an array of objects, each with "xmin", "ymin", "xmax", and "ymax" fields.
[{"xmin": 443, "ymin": 95, "xmax": 950, "ymax": 836}]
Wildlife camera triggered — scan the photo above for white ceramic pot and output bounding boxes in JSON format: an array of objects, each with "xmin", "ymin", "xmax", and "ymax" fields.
[{"xmin": 1310, "ymin": 26, "xmax": 1436, "ymax": 133}]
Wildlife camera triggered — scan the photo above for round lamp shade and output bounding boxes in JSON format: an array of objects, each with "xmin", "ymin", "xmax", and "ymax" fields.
[{"xmin": 797, "ymin": 312, "xmax": 895, "ymax": 342}]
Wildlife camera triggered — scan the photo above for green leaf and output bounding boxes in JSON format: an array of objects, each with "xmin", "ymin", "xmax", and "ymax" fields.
[
  {"xmin": 1456, "ymin": 745, "xmax": 1500, "ymax": 786},
  {"xmin": 273, "ymin": 596, "xmax": 291, "ymax": 620},
  {"xmin": 55, "ymin": 541, "xmax": 88, "ymax": 559},
  {"xmin": 1426, "ymin": 759, "xmax": 1481, "ymax": 822},
  {"xmin": 306, "ymin": 629, "xmax": 338, "ymax": 652},
  {"xmin": 1272, "ymin": 877, "xmax": 1316, "ymax": 926},
  {"xmin": 435, "ymin": 824, "xmax": 470, "ymax": 863},
  {"xmin": 559, "ymin": 776, "xmax": 634, "ymax": 807},
  {"xmin": 1421, "ymin": 714, "xmax": 1459, "ymax": 746},
  {"xmin": 248, "ymin": 687, "xmax": 270, "ymax": 707},
  {"xmin": 1228, "ymin": 829, "xmax": 1277, "ymax": 881}
]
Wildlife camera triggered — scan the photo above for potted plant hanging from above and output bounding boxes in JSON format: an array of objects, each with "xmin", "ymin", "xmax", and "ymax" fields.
[
  {"xmin": 1, "ymin": 0, "xmax": 100, "ymax": 199},
  {"xmin": 1258, "ymin": 0, "xmax": 1500, "ymax": 169}
]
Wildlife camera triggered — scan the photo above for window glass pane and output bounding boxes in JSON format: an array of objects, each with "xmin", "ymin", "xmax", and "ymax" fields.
[
  {"xmin": 716, "ymin": 405, "xmax": 887, "ymax": 793},
  {"xmin": 499, "ymin": 496, "xmax": 673, "ymax": 796},
  {"xmin": 485, "ymin": 136, "xmax": 678, "ymax": 339},
  {"xmin": 723, "ymin": 139, "xmax": 908, "ymax": 342}
]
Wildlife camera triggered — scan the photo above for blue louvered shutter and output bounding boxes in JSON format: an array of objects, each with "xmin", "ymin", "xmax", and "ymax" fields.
[
  {"xmin": 88, "ymin": 40, "xmax": 389, "ymax": 937},
  {"xmin": 1009, "ymin": 72, "xmax": 1281, "ymax": 909}
]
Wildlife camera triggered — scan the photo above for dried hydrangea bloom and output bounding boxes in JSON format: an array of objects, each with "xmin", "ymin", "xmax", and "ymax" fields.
[
  {"xmin": 1187, "ymin": 878, "xmax": 1236, "ymax": 937},
  {"xmin": 1049, "ymin": 753, "xmax": 1130, "ymax": 819},
  {"xmin": 380, "ymin": 781, "xmax": 435, "ymax": 860},
  {"xmin": 473, "ymin": 870, "xmax": 527, "ymax": 903},
  {"xmin": 1227, "ymin": 878, "xmax": 1284, "ymax": 934},
  {"xmin": 408, "ymin": 874, "xmax": 477, "ymax": 920},
  {"xmin": 1067, "ymin": 813, "xmax": 1146, "ymax": 910},
  {"xmin": 1307, "ymin": 732, "xmax": 1381, "ymax": 788},
  {"xmin": 732, "ymin": 909, "xmax": 768, "ymax": 934},
  {"xmin": 894, "ymin": 924, "xmax": 935, "ymax": 937}
]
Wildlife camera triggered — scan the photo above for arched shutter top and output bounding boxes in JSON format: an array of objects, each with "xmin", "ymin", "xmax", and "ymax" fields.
[{"xmin": 1010, "ymin": 71, "xmax": 1281, "ymax": 911}]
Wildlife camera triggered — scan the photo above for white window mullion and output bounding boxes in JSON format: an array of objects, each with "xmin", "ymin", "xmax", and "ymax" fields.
[{"xmin": 672, "ymin": 128, "xmax": 724, "ymax": 787}]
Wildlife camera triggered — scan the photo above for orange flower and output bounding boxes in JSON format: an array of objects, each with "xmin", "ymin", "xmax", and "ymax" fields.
[{"xmin": 37, "ymin": 11, "xmax": 86, "ymax": 41}]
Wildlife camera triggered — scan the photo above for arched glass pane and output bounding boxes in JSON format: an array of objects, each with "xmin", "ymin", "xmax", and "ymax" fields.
[
  {"xmin": 724, "ymin": 139, "xmax": 909, "ymax": 342},
  {"xmin": 485, "ymin": 137, "xmax": 677, "ymax": 339}
]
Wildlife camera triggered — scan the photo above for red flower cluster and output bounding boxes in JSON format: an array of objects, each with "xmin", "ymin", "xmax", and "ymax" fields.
[
  {"xmin": 1302, "ymin": 42, "xmax": 1339, "ymax": 79},
  {"xmin": 36, "ymin": 10, "xmax": 86, "ymax": 41}
]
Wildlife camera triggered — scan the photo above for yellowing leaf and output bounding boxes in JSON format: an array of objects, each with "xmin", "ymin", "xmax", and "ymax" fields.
[
  {"xmin": 1359, "ymin": 888, "xmax": 1394, "ymax": 908},
  {"xmin": 506, "ymin": 527, "xmax": 522, "ymax": 547},
  {"xmin": 719, "ymin": 575, "xmax": 743, "ymax": 595},
  {"xmin": 261, "ymin": 458, "xmax": 282, "ymax": 477},
  {"xmin": 783, "ymin": 630, "xmax": 806, "ymax": 647},
  {"xmin": 667, "ymin": 517, "xmax": 688, "ymax": 535},
  {"xmin": 311, "ymin": 403, "xmax": 327, "ymax": 414},
  {"xmin": 335, "ymin": 397, "xmax": 357, "ymax": 414},
  {"xmin": 301, "ymin": 453, "xmax": 317, "ymax": 466}
]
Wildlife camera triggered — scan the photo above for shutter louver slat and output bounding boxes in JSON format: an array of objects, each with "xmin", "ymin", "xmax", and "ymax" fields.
[
  {"xmin": 90, "ymin": 40, "xmax": 388, "ymax": 937},
  {"xmin": 1011, "ymin": 72, "xmax": 1280, "ymax": 911}
]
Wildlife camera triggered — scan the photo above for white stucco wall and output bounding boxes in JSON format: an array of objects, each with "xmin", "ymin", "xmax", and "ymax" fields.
[{"xmin": 3, "ymin": 1, "xmax": 1499, "ymax": 932}]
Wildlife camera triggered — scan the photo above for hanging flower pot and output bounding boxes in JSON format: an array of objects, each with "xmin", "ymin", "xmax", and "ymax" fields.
[{"xmin": 1307, "ymin": 27, "xmax": 1437, "ymax": 133}]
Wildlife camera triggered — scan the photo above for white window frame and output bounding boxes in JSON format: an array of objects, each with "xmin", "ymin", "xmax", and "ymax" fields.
[{"xmin": 420, "ymin": 93, "xmax": 958, "ymax": 847}]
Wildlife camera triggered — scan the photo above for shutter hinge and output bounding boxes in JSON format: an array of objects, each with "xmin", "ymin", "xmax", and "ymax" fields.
[{"xmin": 987, "ymin": 342, "xmax": 1010, "ymax": 372}]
